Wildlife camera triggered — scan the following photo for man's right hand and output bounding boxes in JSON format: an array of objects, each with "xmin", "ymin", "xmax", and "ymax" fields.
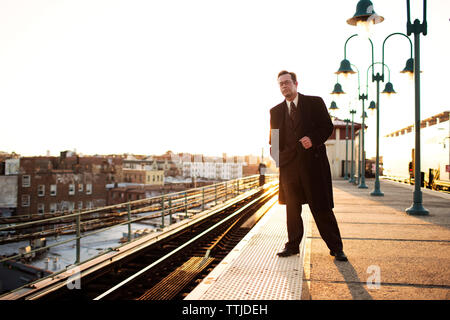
[{"xmin": 299, "ymin": 136, "xmax": 312, "ymax": 149}]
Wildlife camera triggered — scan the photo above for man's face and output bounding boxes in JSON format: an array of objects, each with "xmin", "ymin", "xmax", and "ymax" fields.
[{"xmin": 278, "ymin": 74, "xmax": 298, "ymax": 101}]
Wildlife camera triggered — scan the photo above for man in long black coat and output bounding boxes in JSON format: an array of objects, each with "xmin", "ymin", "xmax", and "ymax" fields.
[{"xmin": 269, "ymin": 70, "xmax": 347, "ymax": 261}]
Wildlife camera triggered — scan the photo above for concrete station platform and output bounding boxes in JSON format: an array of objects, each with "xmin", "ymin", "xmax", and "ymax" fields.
[{"xmin": 186, "ymin": 178, "xmax": 450, "ymax": 300}]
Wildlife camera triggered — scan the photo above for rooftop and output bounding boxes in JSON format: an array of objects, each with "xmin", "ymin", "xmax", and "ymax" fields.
[{"xmin": 385, "ymin": 111, "xmax": 449, "ymax": 137}]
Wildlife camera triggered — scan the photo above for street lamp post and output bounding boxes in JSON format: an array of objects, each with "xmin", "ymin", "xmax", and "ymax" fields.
[
  {"xmin": 344, "ymin": 118, "xmax": 351, "ymax": 180},
  {"xmin": 356, "ymin": 122, "xmax": 361, "ymax": 185},
  {"xmin": 330, "ymin": 74, "xmax": 356, "ymax": 184},
  {"xmin": 345, "ymin": 1, "xmax": 419, "ymax": 201},
  {"xmin": 335, "ymin": 35, "xmax": 374, "ymax": 188},
  {"xmin": 405, "ymin": 0, "xmax": 429, "ymax": 215},
  {"xmin": 349, "ymin": 109, "xmax": 357, "ymax": 183},
  {"xmin": 371, "ymin": 71, "xmax": 385, "ymax": 196},
  {"xmin": 336, "ymin": 50, "xmax": 397, "ymax": 191},
  {"xmin": 367, "ymin": 63, "xmax": 396, "ymax": 195},
  {"xmin": 358, "ymin": 93, "xmax": 368, "ymax": 189},
  {"xmin": 368, "ymin": 33, "xmax": 411, "ymax": 196},
  {"xmin": 329, "ymin": 88, "xmax": 352, "ymax": 182}
]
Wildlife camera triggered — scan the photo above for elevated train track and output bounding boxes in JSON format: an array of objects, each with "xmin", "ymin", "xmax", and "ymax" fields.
[{"xmin": 1, "ymin": 177, "xmax": 279, "ymax": 300}]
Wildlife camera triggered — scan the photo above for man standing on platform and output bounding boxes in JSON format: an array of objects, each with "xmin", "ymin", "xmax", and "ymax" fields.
[{"xmin": 269, "ymin": 70, "xmax": 347, "ymax": 261}]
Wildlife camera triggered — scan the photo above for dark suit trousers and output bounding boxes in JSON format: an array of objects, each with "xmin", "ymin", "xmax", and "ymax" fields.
[{"xmin": 283, "ymin": 178, "xmax": 343, "ymax": 253}]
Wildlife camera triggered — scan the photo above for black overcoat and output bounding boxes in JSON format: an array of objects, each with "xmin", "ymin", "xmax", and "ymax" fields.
[{"xmin": 269, "ymin": 93, "xmax": 334, "ymax": 211}]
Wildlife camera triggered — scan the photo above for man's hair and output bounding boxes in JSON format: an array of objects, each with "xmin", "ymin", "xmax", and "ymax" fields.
[{"xmin": 277, "ymin": 70, "xmax": 297, "ymax": 83}]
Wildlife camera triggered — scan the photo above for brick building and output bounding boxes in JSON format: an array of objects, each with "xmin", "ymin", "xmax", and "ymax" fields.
[
  {"xmin": 7, "ymin": 152, "xmax": 123, "ymax": 216},
  {"xmin": 123, "ymin": 153, "xmax": 179, "ymax": 177}
]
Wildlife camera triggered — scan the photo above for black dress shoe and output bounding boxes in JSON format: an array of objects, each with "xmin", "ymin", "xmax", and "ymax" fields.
[
  {"xmin": 330, "ymin": 250, "xmax": 348, "ymax": 261},
  {"xmin": 277, "ymin": 247, "xmax": 299, "ymax": 257}
]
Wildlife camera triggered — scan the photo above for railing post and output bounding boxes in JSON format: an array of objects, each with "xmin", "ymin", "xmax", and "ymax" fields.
[
  {"xmin": 127, "ymin": 203, "xmax": 132, "ymax": 242},
  {"xmin": 184, "ymin": 191, "xmax": 188, "ymax": 218},
  {"xmin": 168, "ymin": 196, "xmax": 172, "ymax": 225},
  {"xmin": 76, "ymin": 210, "xmax": 81, "ymax": 264},
  {"xmin": 161, "ymin": 194, "xmax": 165, "ymax": 228},
  {"xmin": 225, "ymin": 181, "xmax": 227, "ymax": 201},
  {"xmin": 215, "ymin": 184, "xmax": 217, "ymax": 206},
  {"xmin": 202, "ymin": 187, "xmax": 205, "ymax": 211}
]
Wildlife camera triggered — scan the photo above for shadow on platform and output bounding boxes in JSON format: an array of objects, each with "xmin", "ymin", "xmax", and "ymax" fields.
[{"xmin": 333, "ymin": 260, "xmax": 373, "ymax": 300}]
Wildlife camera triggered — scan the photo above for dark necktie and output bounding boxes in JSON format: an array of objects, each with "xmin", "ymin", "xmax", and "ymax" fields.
[{"xmin": 290, "ymin": 101, "xmax": 297, "ymax": 121}]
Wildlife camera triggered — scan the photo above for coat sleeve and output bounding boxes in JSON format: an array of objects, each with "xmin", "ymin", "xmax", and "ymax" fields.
[{"xmin": 308, "ymin": 97, "xmax": 334, "ymax": 147}]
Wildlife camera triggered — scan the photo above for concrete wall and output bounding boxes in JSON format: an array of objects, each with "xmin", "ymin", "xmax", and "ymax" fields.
[
  {"xmin": 326, "ymin": 128, "xmax": 357, "ymax": 179},
  {"xmin": 382, "ymin": 118, "xmax": 449, "ymax": 181},
  {"xmin": 0, "ymin": 176, "xmax": 18, "ymax": 207}
]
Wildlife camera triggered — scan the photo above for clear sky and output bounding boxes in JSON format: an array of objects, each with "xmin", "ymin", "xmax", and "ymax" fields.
[{"xmin": 0, "ymin": 0, "xmax": 449, "ymax": 158}]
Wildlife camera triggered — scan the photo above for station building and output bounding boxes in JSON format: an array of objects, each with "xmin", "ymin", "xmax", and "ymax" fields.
[{"xmin": 325, "ymin": 118, "xmax": 363, "ymax": 179}]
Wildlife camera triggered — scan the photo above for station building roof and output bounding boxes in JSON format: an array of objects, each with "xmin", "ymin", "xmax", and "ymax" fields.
[{"xmin": 385, "ymin": 111, "xmax": 449, "ymax": 138}]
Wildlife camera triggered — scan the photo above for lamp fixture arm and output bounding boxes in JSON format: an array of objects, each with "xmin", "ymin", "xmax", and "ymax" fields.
[
  {"xmin": 343, "ymin": 34, "xmax": 375, "ymax": 80},
  {"xmin": 350, "ymin": 63, "xmax": 361, "ymax": 96},
  {"xmin": 382, "ymin": 32, "xmax": 413, "ymax": 78},
  {"xmin": 344, "ymin": 34, "xmax": 359, "ymax": 59},
  {"xmin": 368, "ymin": 37, "xmax": 375, "ymax": 80}
]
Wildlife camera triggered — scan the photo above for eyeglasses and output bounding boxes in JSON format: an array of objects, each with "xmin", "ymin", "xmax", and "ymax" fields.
[{"xmin": 279, "ymin": 80, "xmax": 293, "ymax": 87}]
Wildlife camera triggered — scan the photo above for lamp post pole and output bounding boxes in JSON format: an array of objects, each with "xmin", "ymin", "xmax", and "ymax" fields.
[
  {"xmin": 370, "ymin": 31, "xmax": 413, "ymax": 196},
  {"xmin": 356, "ymin": 125, "xmax": 361, "ymax": 185},
  {"xmin": 349, "ymin": 109, "xmax": 357, "ymax": 183},
  {"xmin": 371, "ymin": 72, "xmax": 384, "ymax": 196},
  {"xmin": 344, "ymin": 119, "xmax": 351, "ymax": 180},
  {"xmin": 405, "ymin": 0, "xmax": 429, "ymax": 215},
  {"xmin": 358, "ymin": 94, "xmax": 368, "ymax": 188},
  {"xmin": 335, "ymin": 36, "xmax": 374, "ymax": 187}
]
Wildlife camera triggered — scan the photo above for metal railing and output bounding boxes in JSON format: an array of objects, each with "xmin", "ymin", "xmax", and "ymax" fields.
[{"xmin": 0, "ymin": 174, "xmax": 278, "ymax": 270}]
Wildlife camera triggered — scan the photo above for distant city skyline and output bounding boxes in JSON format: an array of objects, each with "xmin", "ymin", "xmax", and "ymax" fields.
[
  {"xmin": 0, "ymin": 148, "xmax": 266, "ymax": 160},
  {"xmin": 0, "ymin": 148, "xmax": 269, "ymax": 167}
]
